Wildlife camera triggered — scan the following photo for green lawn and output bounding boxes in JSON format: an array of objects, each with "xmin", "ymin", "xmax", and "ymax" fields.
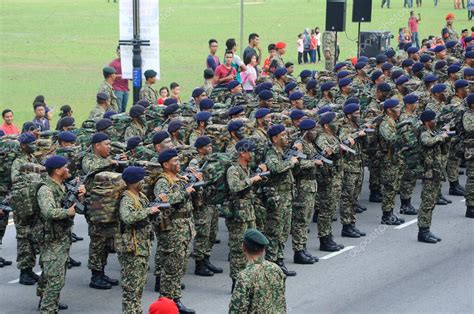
[{"xmin": 0, "ymin": 0, "xmax": 471, "ymax": 126}]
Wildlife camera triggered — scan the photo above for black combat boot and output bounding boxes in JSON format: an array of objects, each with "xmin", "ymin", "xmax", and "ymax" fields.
[
  {"xmin": 381, "ymin": 210, "xmax": 405, "ymax": 225},
  {"xmin": 0, "ymin": 257, "xmax": 12, "ymax": 267},
  {"xmin": 400, "ymin": 198, "xmax": 417, "ymax": 215},
  {"xmin": 351, "ymin": 224, "xmax": 366, "ymax": 236},
  {"xmin": 89, "ymin": 270, "xmax": 111, "ymax": 290},
  {"xmin": 102, "ymin": 273, "xmax": 119, "ymax": 286},
  {"xmin": 181, "ymin": 283, "xmax": 185, "ymax": 290},
  {"xmin": 174, "ymin": 299, "xmax": 195, "ymax": 314},
  {"xmin": 276, "ymin": 258, "xmax": 296, "ymax": 276},
  {"xmin": 418, "ymin": 228, "xmax": 437, "ymax": 244},
  {"xmin": 440, "ymin": 194, "xmax": 452, "ymax": 204},
  {"xmin": 19, "ymin": 269, "xmax": 36, "ymax": 285},
  {"xmin": 429, "ymin": 231, "xmax": 442, "ymax": 242},
  {"xmin": 58, "ymin": 302, "xmax": 68, "ymax": 310},
  {"xmin": 341, "ymin": 224, "xmax": 360, "ymax": 238},
  {"xmin": 204, "ymin": 256, "xmax": 223, "ymax": 273},
  {"xmin": 68, "ymin": 257, "xmax": 81, "ymax": 269},
  {"xmin": 71, "ymin": 232, "xmax": 83, "ymax": 241},
  {"xmin": 449, "ymin": 180, "xmax": 465, "ymax": 196},
  {"xmin": 293, "ymin": 250, "xmax": 315, "ymax": 264},
  {"xmin": 27, "ymin": 268, "xmax": 39, "ymax": 282},
  {"xmin": 303, "ymin": 247, "xmax": 319, "ymax": 262},
  {"xmin": 214, "ymin": 239, "xmax": 221, "ymax": 244},
  {"xmin": 355, "ymin": 201, "xmax": 367, "ymax": 212},
  {"xmin": 436, "ymin": 194, "xmax": 449, "ymax": 205},
  {"xmin": 399, "ymin": 198, "xmax": 410, "ymax": 214},
  {"xmin": 466, "ymin": 206, "xmax": 474, "ymax": 218},
  {"xmin": 369, "ymin": 190, "xmax": 383, "ymax": 203},
  {"xmin": 354, "ymin": 204, "xmax": 364, "ymax": 214},
  {"xmin": 154, "ymin": 276, "xmax": 160, "ymax": 292},
  {"xmin": 194, "ymin": 260, "xmax": 214, "ymax": 276},
  {"xmin": 329, "ymin": 234, "xmax": 344, "ymax": 249},
  {"xmin": 231, "ymin": 279, "xmax": 236, "ymax": 293},
  {"xmin": 319, "ymin": 235, "xmax": 340, "ymax": 252},
  {"xmin": 312, "ymin": 210, "xmax": 319, "ymax": 223}
]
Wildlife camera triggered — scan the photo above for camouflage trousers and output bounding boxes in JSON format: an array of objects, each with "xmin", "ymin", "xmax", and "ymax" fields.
[
  {"xmin": 118, "ymin": 253, "xmax": 148, "ymax": 314},
  {"xmin": 13, "ymin": 218, "xmax": 38, "ymax": 270},
  {"xmin": 291, "ymin": 183, "xmax": 316, "ymax": 251},
  {"xmin": 153, "ymin": 228, "xmax": 162, "ymax": 276},
  {"xmin": 325, "ymin": 57, "xmax": 335, "ymax": 71},
  {"xmin": 193, "ymin": 205, "xmax": 217, "ymax": 261},
  {"xmin": 446, "ymin": 147, "xmax": 460, "ymax": 183},
  {"xmin": 159, "ymin": 218, "xmax": 194, "ymax": 299},
  {"xmin": 381, "ymin": 157, "xmax": 403, "ymax": 212},
  {"xmin": 399, "ymin": 162, "xmax": 418, "ymax": 200},
  {"xmin": 368, "ymin": 152, "xmax": 382, "ymax": 193},
  {"xmin": 340, "ymin": 170, "xmax": 363, "ymax": 225},
  {"xmin": 264, "ymin": 189, "xmax": 293, "ymax": 262},
  {"xmin": 254, "ymin": 193, "xmax": 267, "ymax": 232},
  {"xmin": 418, "ymin": 178, "xmax": 442, "ymax": 229},
  {"xmin": 88, "ymin": 222, "xmax": 119, "ymax": 272},
  {"xmin": 225, "ymin": 218, "xmax": 256, "ymax": 280},
  {"xmin": 466, "ymin": 159, "xmax": 474, "ymax": 207},
  {"xmin": 37, "ymin": 240, "xmax": 70, "ymax": 314}
]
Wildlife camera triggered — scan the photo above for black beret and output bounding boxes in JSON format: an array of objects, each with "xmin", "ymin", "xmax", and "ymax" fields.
[
  {"xmin": 126, "ymin": 136, "xmax": 142, "ymax": 151},
  {"xmin": 284, "ymin": 82, "xmax": 298, "ymax": 94},
  {"xmin": 91, "ymin": 132, "xmax": 109, "ymax": 144},
  {"xmin": 289, "ymin": 109, "xmax": 305, "ymax": 120},
  {"xmin": 447, "ymin": 64, "xmax": 461, "ymax": 74},
  {"xmin": 377, "ymin": 82, "xmax": 392, "ymax": 92},
  {"xmin": 403, "ymin": 94, "xmax": 419, "ymax": 104},
  {"xmin": 371, "ymin": 70, "xmax": 384, "ymax": 82},
  {"xmin": 58, "ymin": 116, "xmax": 75, "ymax": 129},
  {"xmin": 306, "ymin": 79, "xmax": 317, "ymax": 90},
  {"xmin": 337, "ymin": 70, "xmax": 351, "ymax": 79},
  {"xmin": 420, "ymin": 54, "xmax": 432, "ymax": 63},
  {"xmin": 103, "ymin": 66, "xmax": 116, "ymax": 75},
  {"xmin": 396, "ymin": 75, "xmax": 409, "ymax": 85},
  {"xmin": 334, "ymin": 62, "xmax": 347, "ymax": 71},
  {"xmin": 144, "ymin": 69, "xmax": 157, "ymax": 79},
  {"xmin": 338, "ymin": 78, "xmax": 352, "ymax": 87},
  {"xmin": 385, "ymin": 49, "xmax": 396, "ymax": 58},
  {"xmin": 195, "ymin": 111, "xmax": 212, "ymax": 121},
  {"xmin": 58, "ymin": 131, "xmax": 77, "ymax": 143},
  {"xmin": 433, "ymin": 45, "xmax": 446, "ymax": 53},
  {"xmin": 122, "ymin": 166, "xmax": 145, "ymax": 184},
  {"xmin": 22, "ymin": 121, "xmax": 40, "ymax": 133},
  {"xmin": 376, "ymin": 54, "xmax": 388, "ymax": 63},
  {"xmin": 44, "ymin": 156, "xmax": 68, "ymax": 169},
  {"xmin": 320, "ymin": 82, "xmax": 336, "ymax": 91},
  {"xmin": 467, "ymin": 94, "xmax": 474, "ymax": 106},
  {"xmin": 384, "ymin": 99, "xmax": 399, "ymax": 109},
  {"xmin": 412, "ymin": 62, "xmax": 424, "ymax": 73},
  {"xmin": 319, "ymin": 112, "xmax": 336, "ymax": 124},
  {"xmin": 96, "ymin": 118, "xmax": 113, "ymax": 131},
  {"xmin": 434, "ymin": 60, "xmax": 447, "ymax": 70},
  {"xmin": 424, "ymin": 74, "xmax": 438, "ymax": 83},
  {"xmin": 407, "ymin": 46, "xmax": 419, "ymax": 54},
  {"xmin": 136, "ymin": 99, "xmax": 151, "ymax": 108},
  {"xmin": 194, "ymin": 136, "xmax": 212, "ymax": 148},
  {"xmin": 274, "ymin": 68, "xmax": 288, "ymax": 79},
  {"xmin": 431, "ymin": 84, "xmax": 447, "ymax": 94},
  {"xmin": 289, "ymin": 91, "xmax": 304, "ymax": 101},
  {"xmin": 401, "ymin": 59, "xmax": 414, "ymax": 68},
  {"xmin": 228, "ymin": 106, "xmax": 244, "ymax": 117},
  {"xmin": 152, "ymin": 131, "xmax": 169, "ymax": 145},
  {"xmin": 299, "ymin": 69, "xmax": 312, "ymax": 78},
  {"xmin": 381, "ymin": 63, "xmax": 393, "ymax": 71},
  {"xmin": 343, "ymin": 103, "xmax": 360, "ymax": 114},
  {"xmin": 258, "ymin": 89, "xmax": 273, "ymax": 101},
  {"xmin": 164, "ymin": 98, "xmax": 178, "ymax": 106},
  {"xmin": 158, "ymin": 148, "xmax": 178, "ymax": 164}
]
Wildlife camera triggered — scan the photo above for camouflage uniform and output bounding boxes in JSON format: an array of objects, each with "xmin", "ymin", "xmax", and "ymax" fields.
[
  {"xmin": 226, "ymin": 163, "xmax": 257, "ymax": 280},
  {"xmin": 364, "ymin": 99, "xmax": 384, "ymax": 195},
  {"xmin": 117, "ymin": 190, "xmax": 153, "ymax": 314},
  {"xmin": 442, "ymin": 25, "xmax": 459, "ymax": 42},
  {"xmin": 270, "ymin": 53, "xmax": 285, "ymax": 70},
  {"xmin": 139, "ymin": 83, "xmax": 158, "ymax": 105},
  {"xmin": 229, "ymin": 256, "xmax": 286, "ymax": 314},
  {"xmin": 250, "ymin": 129, "xmax": 269, "ymax": 231},
  {"xmin": 36, "ymin": 177, "xmax": 72, "ymax": 313},
  {"xmin": 188, "ymin": 129, "xmax": 205, "ymax": 148},
  {"xmin": 323, "ymin": 31, "xmax": 336, "ymax": 71},
  {"xmin": 88, "ymin": 105, "xmax": 106, "ymax": 121},
  {"xmin": 124, "ymin": 121, "xmax": 147, "ymax": 141},
  {"xmin": 154, "ymin": 173, "xmax": 195, "ymax": 300},
  {"xmin": 442, "ymin": 96, "xmax": 465, "ymax": 185},
  {"xmin": 99, "ymin": 81, "xmax": 118, "ymax": 112},
  {"xmin": 463, "ymin": 108, "xmax": 474, "ymax": 209}
]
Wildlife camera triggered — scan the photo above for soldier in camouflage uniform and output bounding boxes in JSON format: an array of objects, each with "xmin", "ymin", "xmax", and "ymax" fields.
[
  {"xmin": 417, "ymin": 110, "xmax": 449, "ymax": 243},
  {"xmin": 225, "ymin": 80, "xmax": 248, "ymax": 107},
  {"xmin": 117, "ymin": 167, "xmax": 161, "ymax": 313},
  {"xmin": 303, "ymin": 79, "xmax": 318, "ymax": 109},
  {"xmin": 229, "ymin": 228, "xmax": 286, "ymax": 314},
  {"xmin": 139, "ymin": 69, "xmax": 159, "ymax": 105},
  {"xmin": 188, "ymin": 111, "xmax": 211, "ymax": 147},
  {"xmin": 445, "ymin": 64, "xmax": 462, "ymax": 95},
  {"xmin": 98, "ymin": 67, "xmax": 118, "ymax": 112},
  {"xmin": 272, "ymin": 68, "xmax": 288, "ymax": 99},
  {"xmin": 124, "ymin": 104, "xmax": 147, "ymax": 141},
  {"xmin": 441, "ymin": 14, "xmax": 459, "ymax": 42},
  {"xmin": 37, "ymin": 156, "xmax": 85, "ymax": 313},
  {"xmin": 154, "ymin": 149, "xmax": 195, "ymax": 314},
  {"xmin": 226, "ymin": 120, "xmax": 245, "ymax": 157},
  {"xmin": 334, "ymin": 78, "xmax": 353, "ymax": 109},
  {"xmin": 248, "ymin": 89, "xmax": 273, "ymax": 120},
  {"xmin": 270, "ymin": 42, "xmax": 286, "ymax": 71},
  {"xmin": 168, "ymin": 120, "xmax": 186, "ymax": 147},
  {"xmin": 89, "ymin": 92, "xmax": 110, "ymax": 121},
  {"xmin": 316, "ymin": 82, "xmax": 337, "ymax": 110},
  {"xmin": 463, "ymin": 94, "xmax": 474, "ymax": 218},
  {"xmin": 323, "ymin": 31, "xmax": 337, "ymax": 71}
]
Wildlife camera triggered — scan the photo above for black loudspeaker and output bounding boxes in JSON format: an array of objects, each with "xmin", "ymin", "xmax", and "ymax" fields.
[
  {"xmin": 360, "ymin": 31, "xmax": 392, "ymax": 58},
  {"xmin": 352, "ymin": 0, "xmax": 372, "ymax": 22},
  {"xmin": 326, "ymin": 0, "xmax": 347, "ymax": 32}
]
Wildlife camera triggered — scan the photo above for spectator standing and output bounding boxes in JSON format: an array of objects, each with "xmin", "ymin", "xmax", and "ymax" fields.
[
  {"xmin": 226, "ymin": 38, "xmax": 246, "ymax": 83},
  {"xmin": 262, "ymin": 44, "xmax": 276, "ymax": 76},
  {"xmin": 32, "ymin": 102, "xmax": 50, "ymax": 131},
  {"xmin": 404, "ymin": 28, "xmax": 413, "ymax": 47},
  {"xmin": 404, "ymin": 0, "xmax": 414, "ymax": 8},
  {"xmin": 243, "ymin": 33, "xmax": 262, "ymax": 71},
  {"xmin": 297, "ymin": 34, "xmax": 304, "ymax": 65},
  {"xmin": 1, "ymin": 109, "xmax": 20, "ymax": 135},
  {"xmin": 206, "ymin": 39, "xmax": 220, "ymax": 71},
  {"xmin": 417, "ymin": 0, "xmax": 422, "ymax": 7},
  {"xmin": 310, "ymin": 29, "xmax": 317, "ymax": 64},
  {"xmin": 434, "ymin": 0, "xmax": 439, "ymax": 7},
  {"xmin": 109, "ymin": 46, "xmax": 130, "ymax": 113},
  {"xmin": 242, "ymin": 54, "xmax": 258, "ymax": 93},
  {"xmin": 398, "ymin": 28, "xmax": 406, "ymax": 51},
  {"xmin": 442, "ymin": 13, "xmax": 459, "ymax": 42},
  {"xmin": 381, "ymin": 0, "xmax": 391, "ymax": 8},
  {"xmin": 170, "ymin": 82, "xmax": 182, "ymax": 104},
  {"xmin": 469, "ymin": 0, "xmax": 474, "ymax": 20},
  {"xmin": 157, "ymin": 87, "xmax": 169, "ymax": 105},
  {"xmin": 408, "ymin": 11, "xmax": 421, "ymax": 48},
  {"xmin": 215, "ymin": 50, "xmax": 237, "ymax": 87},
  {"xmin": 303, "ymin": 28, "xmax": 311, "ymax": 64},
  {"xmin": 315, "ymin": 27, "xmax": 322, "ymax": 62}
]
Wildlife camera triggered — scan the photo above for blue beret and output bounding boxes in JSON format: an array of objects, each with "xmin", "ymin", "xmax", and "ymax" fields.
[
  {"xmin": 126, "ymin": 136, "xmax": 142, "ymax": 151},
  {"xmin": 396, "ymin": 75, "xmax": 409, "ymax": 85},
  {"xmin": 337, "ymin": 70, "xmax": 351, "ymax": 79},
  {"xmin": 228, "ymin": 120, "xmax": 244, "ymax": 132},
  {"xmin": 255, "ymin": 82, "xmax": 273, "ymax": 94},
  {"xmin": 192, "ymin": 87, "xmax": 206, "ymax": 98},
  {"xmin": 381, "ymin": 63, "xmax": 393, "ymax": 71},
  {"xmin": 274, "ymin": 68, "xmax": 288, "ymax": 79},
  {"xmin": 227, "ymin": 80, "xmax": 240, "ymax": 90},
  {"xmin": 163, "ymin": 103, "xmax": 179, "ymax": 116},
  {"xmin": 58, "ymin": 131, "xmax": 76, "ymax": 142},
  {"xmin": 18, "ymin": 132, "xmax": 36, "ymax": 144},
  {"xmin": 22, "ymin": 122, "xmax": 40, "ymax": 133},
  {"xmin": 376, "ymin": 54, "xmax": 388, "ymax": 63},
  {"xmin": 377, "ymin": 82, "xmax": 392, "ymax": 92},
  {"xmin": 465, "ymin": 51, "xmax": 474, "ymax": 59},
  {"xmin": 371, "ymin": 70, "xmax": 384, "ymax": 82},
  {"xmin": 401, "ymin": 59, "xmax": 414, "ymax": 68},
  {"xmin": 433, "ymin": 45, "xmax": 446, "ymax": 53},
  {"xmin": 96, "ymin": 92, "xmax": 109, "ymax": 101},
  {"xmin": 358, "ymin": 56, "xmax": 369, "ymax": 62},
  {"xmin": 404, "ymin": 43, "xmax": 413, "ymax": 51},
  {"xmin": 317, "ymin": 106, "xmax": 332, "ymax": 115},
  {"xmin": 338, "ymin": 77, "xmax": 352, "ymax": 87},
  {"xmin": 465, "ymin": 36, "xmax": 474, "ymax": 43},
  {"xmin": 424, "ymin": 74, "xmax": 438, "ymax": 83},
  {"xmin": 243, "ymin": 228, "xmax": 269, "ymax": 248},
  {"xmin": 321, "ymin": 82, "xmax": 336, "ymax": 91},
  {"xmin": 299, "ymin": 118, "xmax": 316, "ymax": 130},
  {"xmin": 258, "ymin": 89, "xmax": 273, "ymax": 100},
  {"xmin": 447, "ymin": 64, "xmax": 461, "ymax": 74},
  {"xmin": 289, "ymin": 109, "xmax": 305, "ymax": 120},
  {"xmin": 96, "ymin": 118, "xmax": 112, "ymax": 131},
  {"xmin": 284, "ymin": 82, "xmax": 298, "ymax": 94},
  {"xmin": 152, "ymin": 131, "xmax": 169, "ymax": 145},
  {"xmin": 164, "ymin": 98, "xmax": 178, "ymax": 106},
  {"xmin": 136, "ymin": 99, "xmax": 150, "ymax": 108},
  {"xmin": 0, "ymin": 130, "xmax": 4, "ymax": 137},
  {"xmin": 344, "ymin": 97, "xmax": 359, "ymax": 106},
  {"xmin": 385, "ymin": 49, "xmax": 396, "ymax": 58},
  {"xmin": 235, "ymin": 139, "xmax": 256, "ymax": 152},
  {"xmin": 431, "ymin": 84, "xmax": 447, "ymax": 94},
  {"xmin": 467, "ymin": 46, "xmax": 474, "ymax": 52},
  {"xmin": 57, "ymin": 117, "xmax": 75, "ymax": 130},
  {"xmin": 289, "ymin": 91, "xmax": 304, "ymax": 101},
  {"xmin": 391, "ymin": 70, "xmax": 404, "ymax": 81},
  {"xmin": 464, "ymin": 68, "xmax": 474, "ymax": 76},
  {"xmin": 268, "ymin": 124, "xmax": 285, "ymax": 138},
  {"xmin": 255, "ymin": 108, "xmax": 271, "ymax": 119},
  {"xmin": 420, "ymin": 110, "xmax": 436, "ymax": 122},
  {"xmin": 167, "ymin": 120, "xmax": 183, "ymax": 133},
  {"xmin": 194, "ymin": 136, "xmax": 212, "ymax": 148},
  {"xmin": 144, "ymin": 69, "xmax": 157, "ymax": 79},
  {"xmin": 407, "ymin": 46, "xmax": 419, "ymax": 54},
  {"xmin": 467, "ymin": 94, "xmax": 474, "ymax": 106},
  {"xmin": 403, "ymin": 94, "xmax": 419, "ymax": 104},
  {"xmin": 383, "ymin": 99, "xmax": 399, "ymax": 109},
  {"xmin": 412, "ymin": 62, "xmax": 424, "ymax": 73},
  {"xmin": 199, "ymin": 98, "xmax": 214, "ymax": 110},
  {"xmin": 129, "ymin": 105, "xmax": 145, "ymax": 118},
  {"xmin": 445, "ymin": 40, "xmax": 457, "ymax": 49},
  {"xmin": 420, "ymin": 54, "xmax": 432, "ymax": 63},
  {"xmin": 306, "ymin": 79, "xmax": 317, "ymax": 90},
  {"xmin": 299, "ymin": 69, "xmax": 312, "ymax": 78},
  {"xmin": 228, "ymin": 105, "xmax": 244, "ymax": 117},
  {"xmin": 319, "ymin": 112, "xmax": 336, "ymax": 125},
  {"xmin": 122, "ymin": 166, "xmax": 145, "ymax": 184},
  {"xmin": 91, "ymin": 132, "xmax": 109, "ymax": 144},
  {"xmin": 103, "ymin": 111, "xmax": 117, "ymax": 119},
  {"xmin": 158, "ymin": 148, "xmax": 178, "ymax": 164},
  {"xmin": 343, "ymin": 103, "xmax": 360, "ymax": 114},
  {"xmin": 454, "ymin": 79, "xmax": 469, "ymax": 89},
  {"xmin": 355, "ymin": 62, "xmax": 367, "ymax": 70},
  {"xmin": 44, "ymin": 156, "xmax": 68, "ymax": 169},
  {"xmin": 334, "ymin": 62, "xmax": 347, "ymax": 71},
  {"xmin": 434, "ymin": 60, "xmax": 447, "ymax": 70}
]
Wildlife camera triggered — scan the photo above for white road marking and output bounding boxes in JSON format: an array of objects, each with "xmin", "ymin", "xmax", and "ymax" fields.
[
  {"xmin": 8, "ymin": 271, "xmax": 41, "ymax": 284},
  {"xmin": 320, "ymin": 246, "xmax": 355, "ymax": 260},
  {"xmin": 460, "ymin": 199, "xmax": 465, "ymax": 203},
  {"xmin": 394, "ymin": 219, "xmax": 418, "ymax": 230}
]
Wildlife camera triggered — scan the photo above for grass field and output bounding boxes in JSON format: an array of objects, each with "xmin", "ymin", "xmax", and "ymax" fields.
[{"xmin": 0, "ymin": 0, "xmax": 472, "ymax": 126}]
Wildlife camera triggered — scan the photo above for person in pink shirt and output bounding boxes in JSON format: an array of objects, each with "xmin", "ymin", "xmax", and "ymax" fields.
[
  {"xmin": 242, "ymin": 54, "xmax": 258, "ymax": 93},
  {"xmin": 408, "ymin": 11, "xmax": 421, "ymax": 48},
  {"xmin": 1, "ymin": 109, "xmax": 20, "ymax": 135},
  {"xmin": 109, "ymin": 46, "xmax": 130, "ymax": 113}
]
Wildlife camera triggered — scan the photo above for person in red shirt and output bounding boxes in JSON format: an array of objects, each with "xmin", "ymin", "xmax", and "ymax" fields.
[
  {"xmin": 109, "ymin": 46, "xmax": 130, "ymax": 113},
  {"xmin": 408, "ymin": 11, "xmax": 421, "ymax": 48},
  {"xmin": 1, "ymin": 109, "xmax": 20, "ymax": 135},
  {"xmin": 157, "ymin": 86, "xmax": 169, "ymax": 105},
  {"xmin": 262, "ymin": 44, "xmax": 276, "ymax": 76},
  {"xmin": 214, "ymin": 50, "xmax": 237, "ymax": 87},
  {"xmin": 170, "ymin": 82, "xmax": 182, "ymax": 104}
]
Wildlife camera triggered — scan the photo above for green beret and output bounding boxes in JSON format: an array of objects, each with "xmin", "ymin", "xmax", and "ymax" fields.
[
  {"xmin": 103, "ymin": 66, "xmax": 116, "ymax": 75},
  {"xmin": 243, "ymin": 228, "xmax": 269, "ymax": 248}
]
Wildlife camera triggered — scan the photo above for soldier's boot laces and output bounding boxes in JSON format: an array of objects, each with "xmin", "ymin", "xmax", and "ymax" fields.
[
  {"xmin": 19, "ymin": 269, "xmax": 36, "ymax": 285},
  {"xmin": 194, "ymin": 260, "xmax": 214, "ymax": 277},
  {"xmin": 418, "ymin": 228, "xmax": 438, "ymax": 244},
  {"xmin": 293, "ymin": 250, "xmax": 315, "ymax": 264},
  {"xmin": 173, "ymin": 299, "xmax": 195, "ymax": 314},
  {"xmin": 449, "ymin": 181, "xmax": 465, "ymax": 196},
  {"xmin": 204, "ymin": 257, "xmax": 223, "ymax": 273},
  {"xmin": 341, "ymin": 224, "xmax": 360, "ymax": 238}
]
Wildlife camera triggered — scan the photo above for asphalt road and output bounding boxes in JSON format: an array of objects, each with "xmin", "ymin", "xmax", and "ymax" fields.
[{"xmin": 0, "ymin": 171, "xmax": 472, "ymax": 314}]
